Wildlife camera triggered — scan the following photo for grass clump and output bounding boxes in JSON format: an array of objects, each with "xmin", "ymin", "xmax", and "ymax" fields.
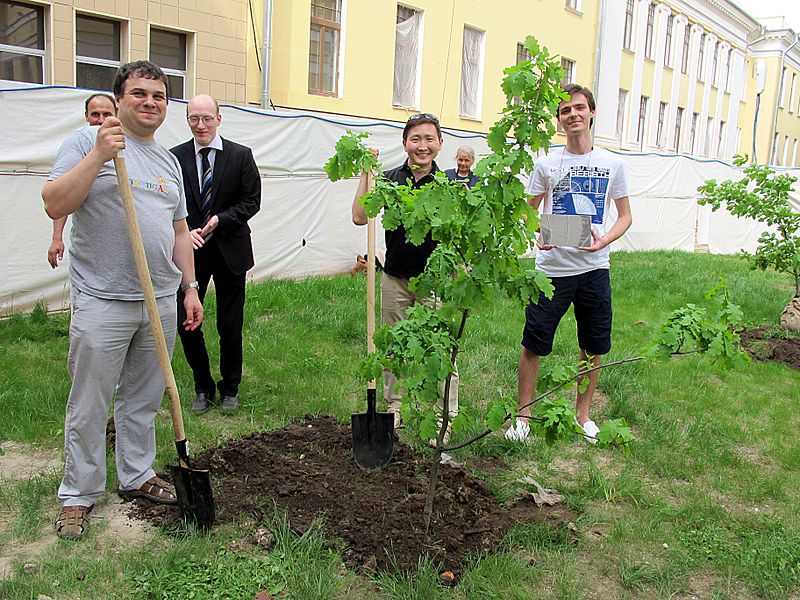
[{"xmin": 127, "ymin": 513, "xmax": 346, "ymax": 599}]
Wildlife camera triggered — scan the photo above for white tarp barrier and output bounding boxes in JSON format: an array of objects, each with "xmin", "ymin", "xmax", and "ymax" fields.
[{"xmin": 1, "ymin": 85, "xmax": 799, "ymax": 314}]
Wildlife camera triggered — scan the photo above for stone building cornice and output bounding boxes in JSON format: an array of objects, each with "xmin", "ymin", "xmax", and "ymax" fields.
[{"xmin": 662, "ymin": 0, "xmax": 761, "ymax": 50}]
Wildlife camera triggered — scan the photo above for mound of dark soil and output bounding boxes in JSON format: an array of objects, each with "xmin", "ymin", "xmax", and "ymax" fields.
[
  {"xmin": 130, "ymin": 416, "xmax": 571, "ymax": 572},
  {"xmin": 740, "ymin": 326, "xmax": 800, "ymax": 371}
]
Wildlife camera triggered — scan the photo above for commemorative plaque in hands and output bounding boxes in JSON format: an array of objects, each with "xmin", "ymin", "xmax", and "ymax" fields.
[{"xmin": 539, "ymin": 214, "xmax": 592, "ymax": 247}]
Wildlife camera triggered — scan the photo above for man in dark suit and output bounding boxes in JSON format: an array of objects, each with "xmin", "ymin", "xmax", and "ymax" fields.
[{"xmin": 171, "ymin": 94, "xmax": 261, "ymax": 414}]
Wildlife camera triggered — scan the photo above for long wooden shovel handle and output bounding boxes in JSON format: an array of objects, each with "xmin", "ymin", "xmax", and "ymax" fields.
[
  {"xmin": 366, "ymin": 171, "xmax": 376, "ymax": 391},
  {"xmin": 113, "ymin": 155, "xmax": 187, "ymax": 446}
]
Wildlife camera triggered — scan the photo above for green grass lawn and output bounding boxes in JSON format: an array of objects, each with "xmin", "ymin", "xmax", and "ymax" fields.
[{"xmin": 1, "ymin": 250, "xmax": 798, "ymax": 599}]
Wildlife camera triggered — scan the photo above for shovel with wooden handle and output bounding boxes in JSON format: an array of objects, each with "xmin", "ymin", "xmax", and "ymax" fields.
[
  {"xmin": 113, "ymin": 154, "xmax": 215, "ymax": 530},
  {"xmin": 352, "ymin": 170, "xmax": 394, "ymax": 470}
]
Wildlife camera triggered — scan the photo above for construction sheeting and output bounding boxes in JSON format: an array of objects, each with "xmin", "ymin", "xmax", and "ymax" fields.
[{"xmin": 1, "ymin": 85, "xmax": 798, "ymax": 314}]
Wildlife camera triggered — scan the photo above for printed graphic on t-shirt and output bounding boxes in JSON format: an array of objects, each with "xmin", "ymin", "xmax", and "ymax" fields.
[{"xmin": 550, "ymin": 165, "xmax": 610, "ymax": 225}]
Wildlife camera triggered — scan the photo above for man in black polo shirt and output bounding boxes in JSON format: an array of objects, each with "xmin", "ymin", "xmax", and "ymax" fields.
[{"xmin": 351, "ymin": 113, "xmax": 458, "ymax": 442}]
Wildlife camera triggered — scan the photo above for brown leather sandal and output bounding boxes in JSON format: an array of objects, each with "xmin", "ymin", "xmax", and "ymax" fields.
[
  {"xmin": 118, "ymin": 476, "xmax": 178, "ymax": 505},
  {"xmin": 56, "ymin": 505, "xmax": 92, "ymax": 540}
]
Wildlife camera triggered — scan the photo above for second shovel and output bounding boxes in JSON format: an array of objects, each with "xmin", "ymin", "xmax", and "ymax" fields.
[{"xmin": 352, "ymin": 171, "xmax": 394, "ymax": 470}]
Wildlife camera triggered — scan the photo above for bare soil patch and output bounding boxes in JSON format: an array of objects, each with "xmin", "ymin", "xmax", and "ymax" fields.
[
  {"xmin": 129, "ymin": 416, "xmax": 573, "ymax": 573},
  {"xmin": 0, "ymin": 442, "xmax": 60, "ymax": 483},
  {"xmin": 740, "ymin": 326, "xmax": 800, "ymax": 370}
]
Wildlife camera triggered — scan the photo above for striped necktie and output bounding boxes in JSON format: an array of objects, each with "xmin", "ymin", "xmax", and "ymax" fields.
[{"xmin": 199, "ymin": 147, "xmax": 213, "ymax": 224}]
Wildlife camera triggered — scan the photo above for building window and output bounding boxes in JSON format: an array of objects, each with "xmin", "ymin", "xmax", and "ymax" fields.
[
  {"xmin": 393, "ymin": 5, "xmax": 422, "ymax": 108},
  {"xmin": 513, "ymin": 43, "xmax": 531, "ymax": 105},
  {"xmin": 0, "ymin": 0, "xmax": 44, "ymax": 84},
  {"xmin": 664, "ymin": 14, "xmax": 673, "ymax": 67},
  {"xmin": 616, "ymin": 89, "xmax": 627, "ymax": 142},
  {"xmin": 770, "ymin": 132, "xmax": 778, "ymax": 164},
  {"xmin": 711, "ymin": 43, "xmax": 718, "ymax": 86},
  {"xmin": 644, "ymin": 4, "xmax": 655, "ymax": 59},
  {"xmin": 622, "ymin": 0, "xmax": 633, "ymax": 50},
  {"xmin": 722, "ymin": 48, "xmax": 731, "ymax": 92},
  {"xmin": 717, "ymin": 120, "xmax": 726, "ymax": 158},
  {"xmin": 689, "ymin": 112, "xmax": 699, "ymax": 154},
  {"xmin": 75, "ymin": 14, "xmax": 121, "ymax": 91},
  {"xmin": 790, "ymin": 73, "xmax": 798, "ymax": 113},
  {"xmin": 792, "ymin": 139, "xmax": 798, "ymax": 166},
  {"xmin": 681, "ymin": 26, "xmax": 690, "ymax": 74},
  {"xmin": 516, "ymin": 42, "xmax": 530, "ymax": 65},
  {"xmin": 308, "ymin": 0, "xmax": 341, "ymax": 96},
  {"xmin": 656, "ymin": 101, "xmax": 667, "ymax": 147},
  {"xmin": 697, "ymin": 32, "xmax": 705, "ymax": 81},
  {"xmin": 623, "ymin": 0, "xmax": 634, "ymax": 51},
  {"xmin": 778, "ymin": 67, "xmax": 787, "ymax": 108},
  {"xmin": 150, "ymin": 29, "xmax": 186, "ymax": 99},
  {"xmin": 782, "ymin": 134, "xmax": 790, "ymax": 165},
  {"xmin": 565, "ymin": 0, "xmax": 581, "ymax": 11},
  {"xmin": 560, "ymin": 57, "xmax": 575, "ymax": 85},
  {"xmin": 636, "ymin": 95, "xmax": 648, "ymax": 144},
  {"xmin": 674, "ymin": 106, "xmax": 684, "ymax": 151},
  {"xmin": 460, "ymin": 26, "xmax": 484, "ymax": 119},
  {"xmin": 704, "ymin": 116, "xmax": 713, "ymax": 156}
]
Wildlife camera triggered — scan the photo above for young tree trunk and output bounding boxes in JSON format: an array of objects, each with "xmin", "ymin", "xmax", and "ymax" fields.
[{"xmin": 423, "ymin": 309, "xmax": 468, "ymax": 535}]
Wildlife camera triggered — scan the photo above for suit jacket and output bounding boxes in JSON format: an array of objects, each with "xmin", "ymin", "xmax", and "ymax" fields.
[{"xmin": 171, "ymin": 137, "xmax": 261, "ymax": 275}]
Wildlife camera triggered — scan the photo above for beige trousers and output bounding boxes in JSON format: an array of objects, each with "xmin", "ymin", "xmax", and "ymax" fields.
[{"xmin": 380, "ymin": 272, "xmax": 459, "ymax": 417}]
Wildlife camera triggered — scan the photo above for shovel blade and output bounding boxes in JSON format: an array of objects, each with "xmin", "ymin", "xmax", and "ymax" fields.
[
  {"xmin": 352, "ymin": 388, "xmax": 394, "ymax": 470},
  {"xmin": 169, "ymin": 463, "xmax": 215, "ymax": 530}
]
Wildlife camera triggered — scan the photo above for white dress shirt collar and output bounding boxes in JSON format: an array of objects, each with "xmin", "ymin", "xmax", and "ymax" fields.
[{"xmin": 193, "ymin": 135, "xmax": 223, "ymax": 156}]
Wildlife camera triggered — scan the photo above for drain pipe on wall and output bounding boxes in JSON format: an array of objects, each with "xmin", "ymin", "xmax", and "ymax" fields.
[
  {"xmin": 592, "ymin": 0, "xmax": 606, "ymax": 97},
  {"xmin": 768, "ymin": 32, "xmax": 799, "ymax": 164},
  {"xmin": 261, "ymin": 0, "xmax": 274, "ymax": 110}
]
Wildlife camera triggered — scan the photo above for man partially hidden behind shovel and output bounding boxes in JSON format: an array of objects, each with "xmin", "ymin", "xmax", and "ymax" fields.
[
  {"xmin": 351, "ymin": 113, "xmax": 459, "ymax": 446},
  {"xmin": 43, "ymin": 60, "xmax": 203, "ymax": 540}
]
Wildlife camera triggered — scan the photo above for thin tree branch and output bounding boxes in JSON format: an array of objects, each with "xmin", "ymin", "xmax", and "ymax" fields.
[{"xmin": 442, "ymin": 355, "xmax": 643, "ymax": 451}]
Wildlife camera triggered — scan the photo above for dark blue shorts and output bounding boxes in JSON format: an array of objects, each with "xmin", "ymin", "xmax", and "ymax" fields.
[{"xmin": 522, "ymin": 269, "xmax": 612, "ymax": 356}]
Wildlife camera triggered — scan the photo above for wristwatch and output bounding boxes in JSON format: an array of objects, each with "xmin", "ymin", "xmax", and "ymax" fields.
[{"xmin": 181, "ymin": 281, "xmax": 200, "ymax": 292}]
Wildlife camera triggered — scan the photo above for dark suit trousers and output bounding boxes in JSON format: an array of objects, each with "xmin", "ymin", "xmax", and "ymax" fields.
[{"xmin": 177, "ymin": 240, "xmax": 245, "ymax": 397}]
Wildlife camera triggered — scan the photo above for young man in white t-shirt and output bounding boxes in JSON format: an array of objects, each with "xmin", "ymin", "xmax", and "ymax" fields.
[{"xmin": 506, "ymin": 84, "xmax": 632, "ymax": 443}]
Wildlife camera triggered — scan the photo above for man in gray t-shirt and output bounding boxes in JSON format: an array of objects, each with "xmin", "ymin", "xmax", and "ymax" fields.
[{"xmin": 43, "ymin": 61, "xmax": 203, "ymax": 540}]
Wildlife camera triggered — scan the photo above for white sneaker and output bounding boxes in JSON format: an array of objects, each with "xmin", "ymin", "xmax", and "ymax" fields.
[
  {"xmin": 576, "ymin": 418, "xmax": 599, "ymax": 444},
  {"xmin": 505, "ymin": 419, "xmax": 530, "ymax": 441}
]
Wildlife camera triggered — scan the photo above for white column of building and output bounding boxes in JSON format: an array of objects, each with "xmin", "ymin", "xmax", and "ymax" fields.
[
  {"xmin": 725, "ymin": 48, "xmax": 747, "ymax": 158},
  {"xmin": 647, "ymin": 3, "xmax": 671, "ymax": 147},
  {"xmin": 593, "ymin": 0, "xmax": 627, "ymax": 144},
  {"xmin": 626, "ymin": 0, "xmax": 652, "ymax": 146},
  {"xmin": 665, "ymin": 15, "xmax": 688, "ymax": 152},
  {"xmin": 683, "ymin": 24, "xmax": 703, "ymax": 154},
  {"xmin": 712, "ymin": 42, "xmax": 730, "ymax": 158}
]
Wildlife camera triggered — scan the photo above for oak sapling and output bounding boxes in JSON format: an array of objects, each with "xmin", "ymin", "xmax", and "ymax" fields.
[
  {"xmin": 327, "ymin": 36, "xmax": 635, "ymax": 533},
  {"xmin": 698, "ymin": 155, "xmax": 800, "ymax": 329}
]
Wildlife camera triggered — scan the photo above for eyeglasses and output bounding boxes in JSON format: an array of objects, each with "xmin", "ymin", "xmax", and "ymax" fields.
[
  {"xmin": 187, "ymin": 115, "xmax": 217, "ymax": 125},
  {"xmin": 407, "ymin": 113, "xmax": 439, "ymax": 123}
]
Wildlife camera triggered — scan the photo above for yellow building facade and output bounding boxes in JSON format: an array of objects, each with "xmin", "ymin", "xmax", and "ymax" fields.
[
  {"xmin": 2, "ymin": 0, "xmax": 799, "ymax": 166},
  {"xmin": 0, "ymin": 0, "xmax": 251, "ymax": 103},
  {"xmin": 246, "ymin": 0, "xmax": 599, "ymax": 136}
]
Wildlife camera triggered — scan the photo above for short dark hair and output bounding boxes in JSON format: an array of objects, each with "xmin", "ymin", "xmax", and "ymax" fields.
[
  {"xmin": 560, "ymin": 83, "xmax": 596, "ymax": 126},
  {"xmin": 402, "ymin": 113, "xmax": 442, "ymax": 141},
  {"xmin": 112, "ymin": 61, "xmax": 170, "ymax": 102},
  {"xmin": 84, "ymin": 93, "xmax": 116, "ymax": 114}
]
